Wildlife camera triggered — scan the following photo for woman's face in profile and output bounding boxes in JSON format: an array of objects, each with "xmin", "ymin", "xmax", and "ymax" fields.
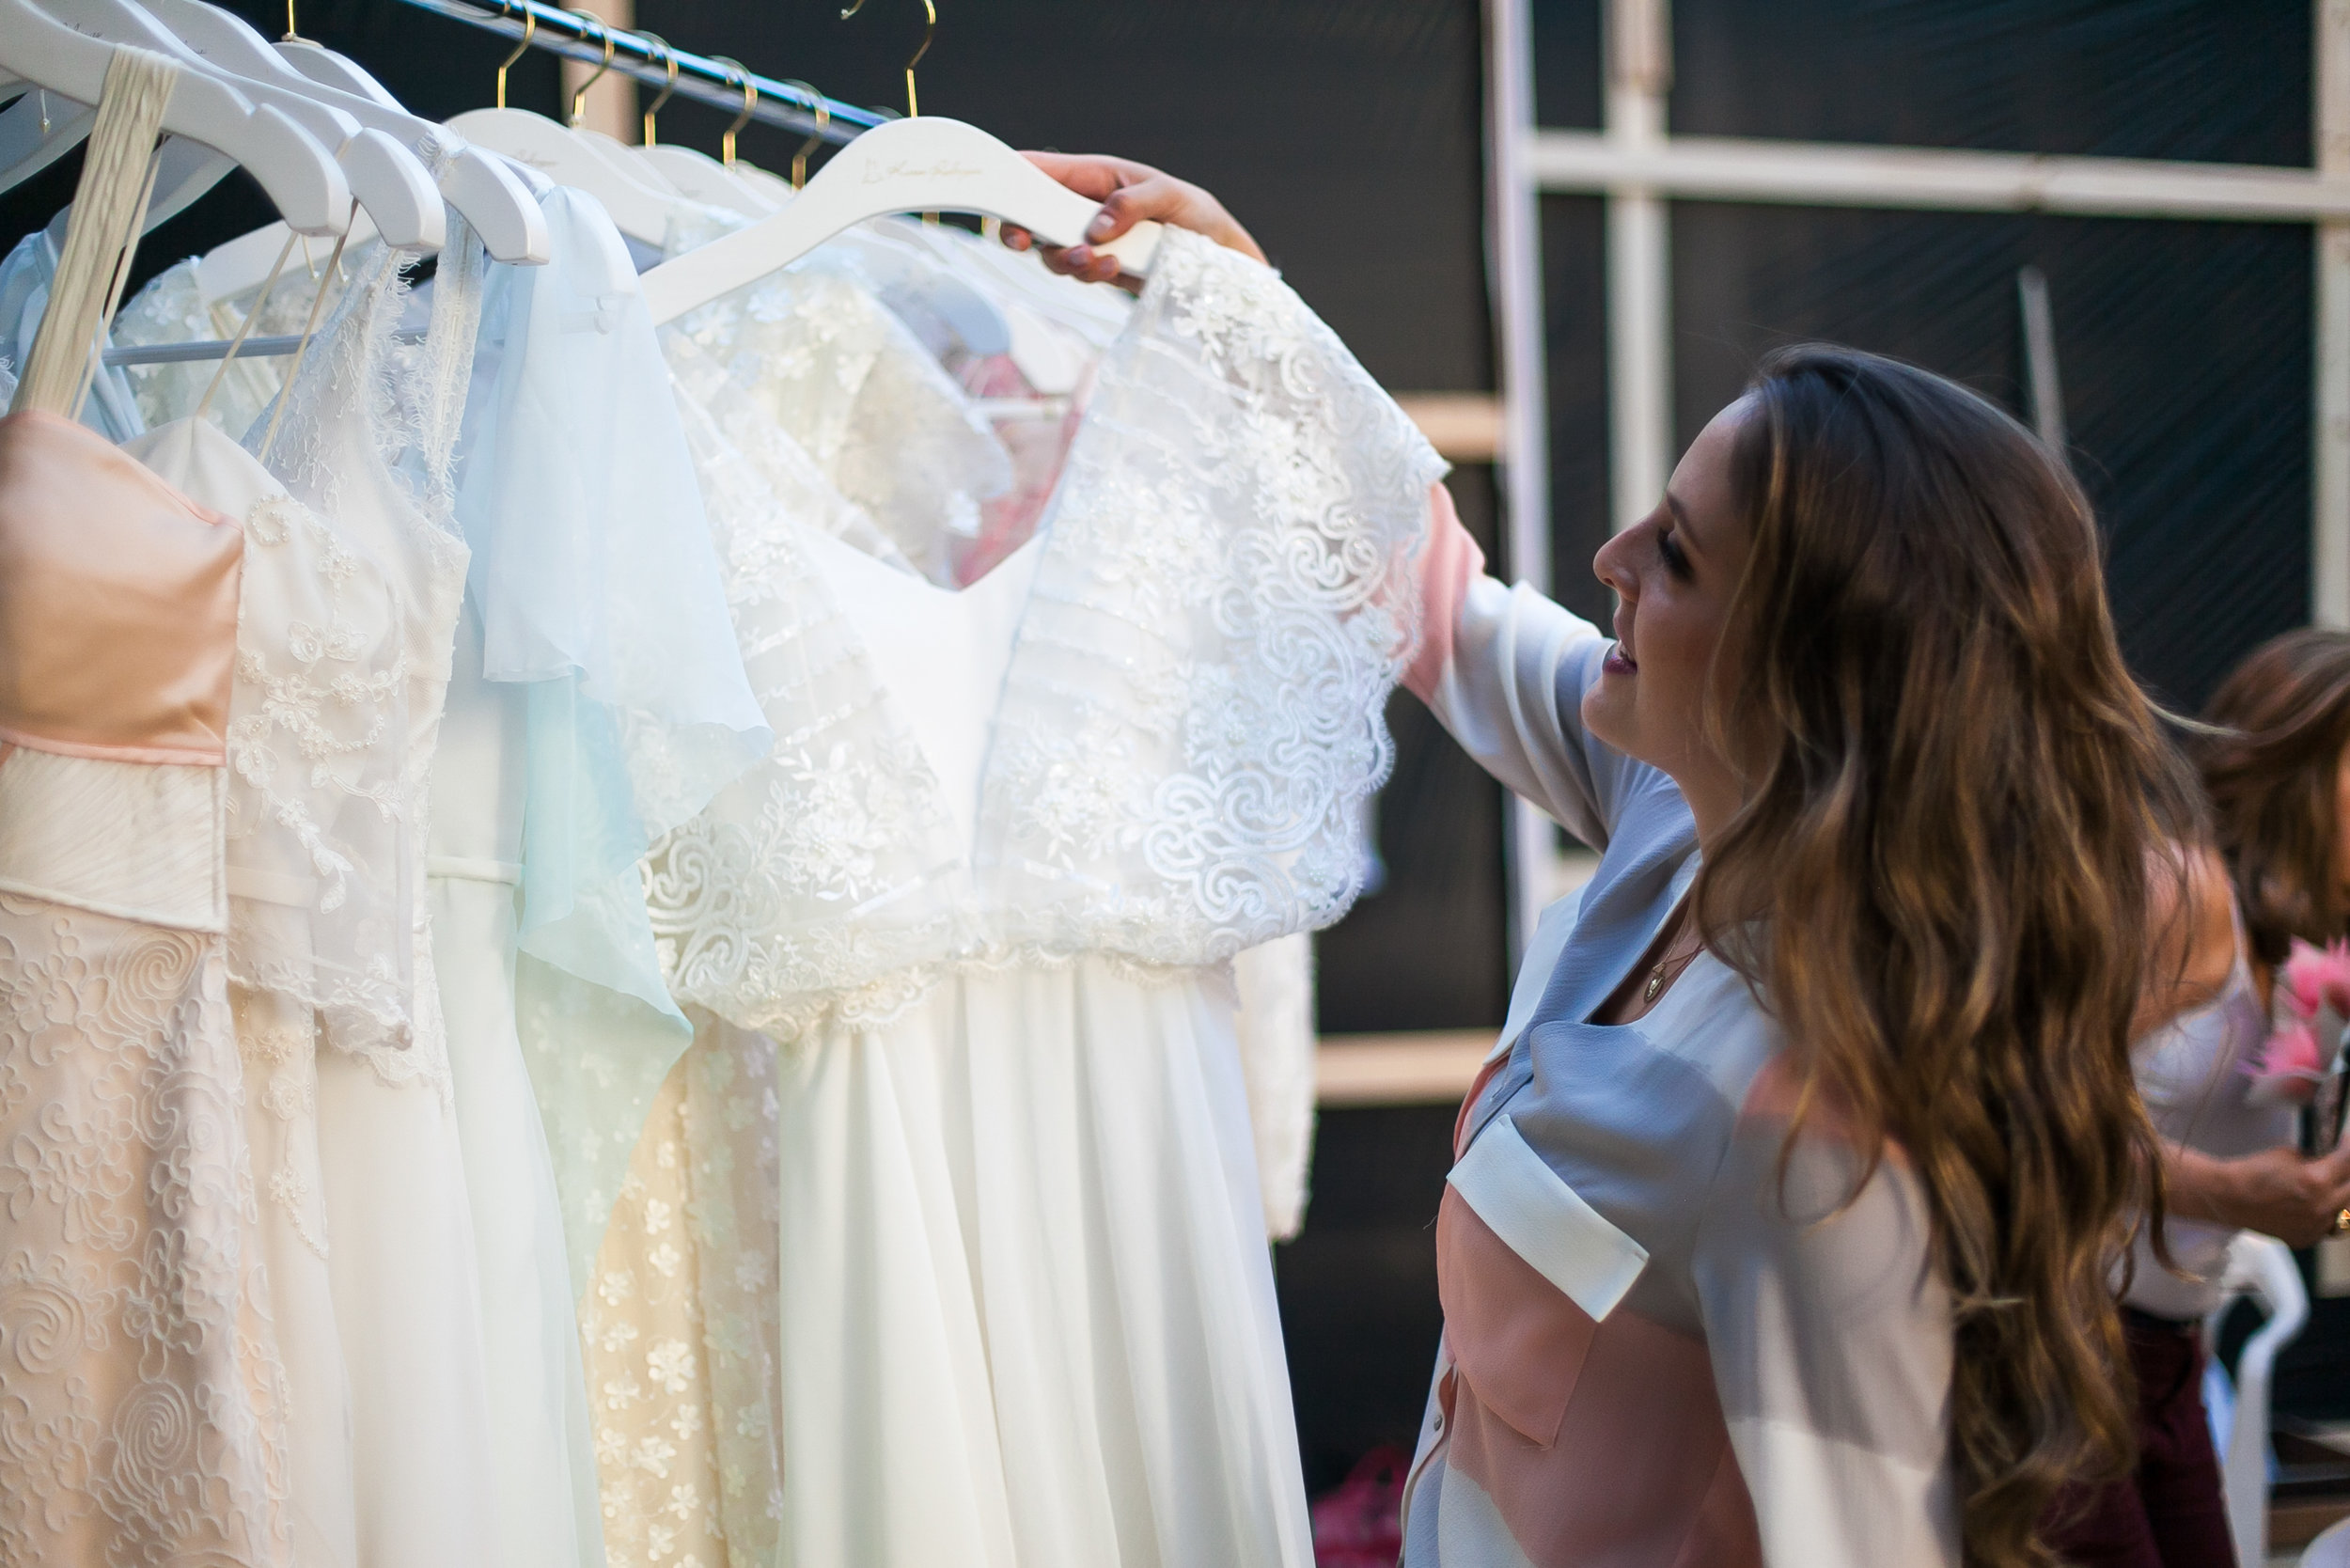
[{"xmin": 1583, "ymin": 400, "xmax": 1753, "ymax": 808}]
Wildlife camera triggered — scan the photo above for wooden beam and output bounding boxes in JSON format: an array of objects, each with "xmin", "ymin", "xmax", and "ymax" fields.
[
  {"xmin": 1394, "ymin": 392, "xmax": 1505, "ymax": 462},
  {"xmin": 1317, "ymin": 1031, "xmax": 1492, "ymax": 1107}
]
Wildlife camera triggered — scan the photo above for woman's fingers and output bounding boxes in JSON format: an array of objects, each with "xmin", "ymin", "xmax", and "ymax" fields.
[
  {"xmin": 994, "ymin": 151, "xmax": 1268, "ymax": 285},
  {"xmin": 1022, "ymin": 149, "xmax": 1157, "ymax": 202}
]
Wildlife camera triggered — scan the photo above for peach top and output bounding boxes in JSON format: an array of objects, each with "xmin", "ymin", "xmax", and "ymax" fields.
[{"xmin": 0, "ymin": 409, "xmax": 241, "ymax": 765}]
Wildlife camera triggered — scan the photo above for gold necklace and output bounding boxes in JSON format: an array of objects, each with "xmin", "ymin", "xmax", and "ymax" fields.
[{"xmin": 1641, "ymin": 911, "xmax": 1700, "ymax": 1006}]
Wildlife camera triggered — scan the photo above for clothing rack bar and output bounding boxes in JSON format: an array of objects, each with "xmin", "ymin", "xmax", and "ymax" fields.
[
  {"xmin": 102, "ymin": 327, "xmax": 429, "ymax": 366},
  {"xmin": 386, "ymin": 0, "xmax": 887, "ymax": 146}
]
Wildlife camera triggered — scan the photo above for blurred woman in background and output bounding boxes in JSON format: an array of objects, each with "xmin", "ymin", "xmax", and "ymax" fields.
[{"xmin": 2054, "ymin": 629, "xmax": 2350, "ymax": 1568}]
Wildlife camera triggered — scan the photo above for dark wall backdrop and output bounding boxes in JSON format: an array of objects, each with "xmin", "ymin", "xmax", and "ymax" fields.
[{"xmin": 1536, "ymin": 0, "xmax": 2317, "ymax": 712}]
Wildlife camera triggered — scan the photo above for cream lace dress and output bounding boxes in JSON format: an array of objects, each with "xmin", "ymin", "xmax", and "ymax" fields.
[{"xmin": 628, "ymin": 228, "xmax": 1438, "ymax": 1568}]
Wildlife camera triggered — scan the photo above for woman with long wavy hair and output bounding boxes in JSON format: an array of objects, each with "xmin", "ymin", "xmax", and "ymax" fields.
[
  {"xmin": 1386, "ymin": 344, "xmax": 2194, "ymax": 1568},
  {"xmin": 1013, "ymin": 166, "xmax": 2195, "ymax": 1564}
]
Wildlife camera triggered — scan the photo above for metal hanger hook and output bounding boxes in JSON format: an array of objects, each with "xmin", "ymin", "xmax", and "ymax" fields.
[
  {"xmin": 567, "ymin": 8, "xmax": 618, "ymax": 129},
  {"xmin": 780, "ymin": 79, "xmax": 829, "ymax": 189},
  {"xmin": 636, "ymin": 29, "xmax": 678, "ymax": 146},
  {"xmin": 712, "ymin": 56, "xmax": 757, "ymax": 167},
  {"xmin": 840, "ymin": 0, "xmax": 933, "ymax": 118},
  {"xmin": 494, "ymin": 1, "xmax": 537, "ymax": 111}
]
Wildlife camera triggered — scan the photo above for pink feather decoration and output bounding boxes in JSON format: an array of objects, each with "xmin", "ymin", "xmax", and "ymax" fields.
[
  {"xmin": 2279, "ymin": 937, "xmax": 2350, "ymax": 1022},
  {"xmin": 2248, "ymin": 1020, "xmax": 2323, "ymax": 1106}
]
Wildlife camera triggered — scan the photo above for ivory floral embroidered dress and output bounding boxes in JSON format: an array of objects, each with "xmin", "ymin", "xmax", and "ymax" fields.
[
  {"xmin": 640, "ymin": 227, "xmax": 1441, "ymax": 1568},
  {"xmin": 122, "ymin": 410, "xmax": 407, "ymax": 1568}
]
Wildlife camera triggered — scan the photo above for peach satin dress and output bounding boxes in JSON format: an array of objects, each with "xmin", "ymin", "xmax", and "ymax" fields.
[{"xmin": 0, "ymin": 409, "xmax": 295, "ymax": 1564}]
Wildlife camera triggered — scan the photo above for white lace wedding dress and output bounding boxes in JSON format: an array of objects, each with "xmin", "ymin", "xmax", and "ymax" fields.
[
  {"xmin": 641, "ymin": 227, "xmax": 1440, "ymax": 1568},
  {"xmin": 247, "ymin": 214, "xmax": 504, "ymax": 1568}
]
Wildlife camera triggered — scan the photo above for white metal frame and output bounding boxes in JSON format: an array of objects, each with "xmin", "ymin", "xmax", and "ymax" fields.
[{"xmin": 1485, "ymin": 0, "xmax": 2350, "ymax": 944}]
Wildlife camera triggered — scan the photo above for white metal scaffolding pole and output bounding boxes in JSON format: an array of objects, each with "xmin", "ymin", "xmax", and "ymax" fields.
[
  {"xmin": 1605, "ymin": 0, "xmax": 1674, "ymax": 535},
  {"xmin": 1485, "ymin": 0, "xmax": 1563, "ymax": 957},
  {"xmin": 2318, "ymin": 0, "xmax": 2350, "ymax": 629}
]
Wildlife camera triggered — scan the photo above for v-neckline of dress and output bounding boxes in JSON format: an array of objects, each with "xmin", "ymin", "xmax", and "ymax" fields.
[
  {"xmin": 797, "ymin": 519, "xmax": 1048, "ymax": 855},
  {"xmin": 761, "ymin": 249, "xmax": 1162, "ymax": 867}
]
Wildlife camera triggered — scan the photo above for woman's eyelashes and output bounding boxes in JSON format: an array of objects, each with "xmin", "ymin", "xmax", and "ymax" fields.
[{"xmin": 1656, "ymin": 525, "xmax": 1691, "ymax": 580}]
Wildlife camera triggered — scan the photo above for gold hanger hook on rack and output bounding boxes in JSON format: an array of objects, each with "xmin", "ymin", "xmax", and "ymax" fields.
[
  {"xmin": 839, "ymin": 0, "xmax": 933, "ymax": 118},
  {"xmin": 494, "ymin": 1, "xmax": 537, "ymax": 110},
  {"xmin": 636, "ymin": 30, "xmax": 679, "ymax": 146},
  {"xmin": 711, "ymin": 56, "xmax": 757, "ymax": 166},
  {"xmin": 779, "ymin": 79, "xmax": 829, "ymax": 188},
  {"xmin": 566, "ymin": 8, "xmax": 617, "ymax": 129}
]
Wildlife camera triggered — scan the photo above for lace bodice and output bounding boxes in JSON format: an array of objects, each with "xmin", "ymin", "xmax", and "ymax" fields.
[
  {"xmin": 123, "ymin": 417, "xmax": 414, "ymax": 1058},
  {"xmin": 253, "ymin": 218, "xmax": 484, "ymax": 1091},
  {"xmin": 645, "ymin": 229, "xmax": 1442, "ymax": 1039}
]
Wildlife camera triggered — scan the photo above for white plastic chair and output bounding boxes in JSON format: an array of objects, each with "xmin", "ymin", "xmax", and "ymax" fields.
[
  {"xmin": 2202, "ymin": 1232, "xmax": 2310, "ymax": 1568},
  {"xmin": 2305, "ymin": 1513, "xmax": 2350, "ymax": 1567}
]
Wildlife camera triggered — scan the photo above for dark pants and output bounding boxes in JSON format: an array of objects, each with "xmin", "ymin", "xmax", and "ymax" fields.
[{"xmin": 2045, "ymin": 1308, "xmax": 2238, "ymax": 1568}]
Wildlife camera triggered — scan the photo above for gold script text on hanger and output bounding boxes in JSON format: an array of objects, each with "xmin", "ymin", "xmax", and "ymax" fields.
[
  {"xmin": 840, "ymin": 0, "xmax": 932, "ymax": 118},
  {"xmin": 567, "ymin": 8, "xmax": 616, "ymax": 129},
  {"xmin": 780, "ymin": 77, "xmax": 827, "ymax": 187},
  {"xmin": 494, "ymin": 1, "xmax": 535, "ymax": 109},
  {"xmin": 711, "ymin": 55, "xmax": 755, "ymax": 165},
  {"xmin": 637, "ymin": 29, "xmax": 678, "ymax": 146}
]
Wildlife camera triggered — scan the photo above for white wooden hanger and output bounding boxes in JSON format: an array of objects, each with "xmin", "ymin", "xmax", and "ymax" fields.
[
  {"xmin": 29, "ymin": 0, "xmax": 441, "ymax": 248},
  {"xmin": 128, "ymin": 0, "xmax": 444, "ymax": 248},
  {"xmin": 627, "ymin": 36, "xmax": 776, "ymax": 216},
  {"xmin": 140, "ymin": 0, "xmax": 547, "ymax": 264},
  {"xmin": 576, "ymin": 123, "xmax": 693, "ymax": 201},
  {"xmin": 0, "ymin": 89, "xmax": 94, "ymax": 191},
  {"xmin": 637, "ymin": 144, "xmax": 775, "ymax": 214},
  {"xmin": 639, "ymin": 117, "xmax": 1159, "ymax": 327},
  {"xmin": 0, "ymin": 0, "xmax": 348, "ymax": 233},
  {"xmin": 447, "ymin": 107, "xmax": 686, "ymax": 246},
  {"xmin": 443, "ymin": 10, "xmax": 693, "ymax": 248},
  {"xmin": 729, "ymin": 160, "xmax": 794, "ymax": 209},
  {"xmin": 274, "ymin": 37, "xmax": 400, "ymax": 110}
]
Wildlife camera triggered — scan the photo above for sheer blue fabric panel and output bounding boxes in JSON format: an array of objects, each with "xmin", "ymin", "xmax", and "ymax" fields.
[
  {"xmin": 456, "ymin": 185, "xmax": 768, "ymax": 1008},
  {"xmin": 455, "ymin": 188, "xmax": 770, "ymax": 1287}
]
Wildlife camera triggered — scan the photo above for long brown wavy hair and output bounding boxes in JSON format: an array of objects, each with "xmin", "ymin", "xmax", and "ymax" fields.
[
  {"xmin": 1693, "ymin": 346, "xmax": 2198, "ymax": 1567},
  {"xmin": 2193, "ymin": 629, "xmax": 2350, "ymax": 969}
]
